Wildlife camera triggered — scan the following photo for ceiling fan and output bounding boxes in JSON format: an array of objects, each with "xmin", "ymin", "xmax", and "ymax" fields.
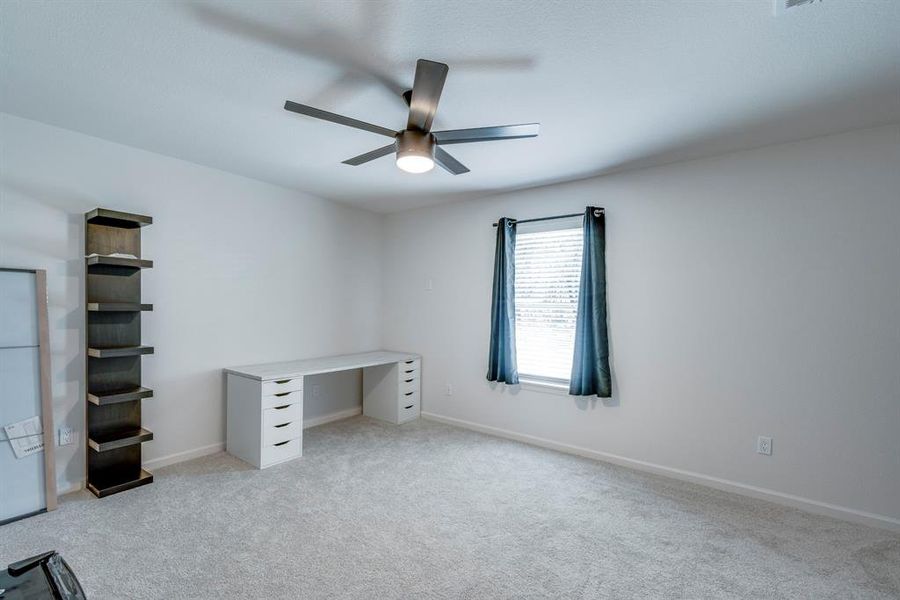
[{"xmin": 284, "ymin": 59, "xmax": 539, "ymax": 175}]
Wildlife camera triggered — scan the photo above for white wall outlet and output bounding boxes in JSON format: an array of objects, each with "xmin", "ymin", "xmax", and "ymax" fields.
[
  {"xmin": 58, "ymin": 427, "xmax": 75, "ymax": 446},
  {"xmin": 445, "ymin": 383, "xmax": 453, "ymax": 396},
  {"xmin": 312, "ymin": 384, "xmax": 320, "ymax": 397},
  {"xmin": 757, "ymin": 436, "xmax": 773, "ymax": 456}
]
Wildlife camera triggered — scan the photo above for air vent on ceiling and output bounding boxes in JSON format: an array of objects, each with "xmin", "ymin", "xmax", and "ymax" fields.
[{"xmin": 774, "ymin": 0, "xmax": 822, "ymax": 16}]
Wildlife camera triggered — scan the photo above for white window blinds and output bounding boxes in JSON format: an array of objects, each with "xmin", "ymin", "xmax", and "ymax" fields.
[{"xmin": 514, "ymin": 220, "xmax": 584, "ymax": 383}]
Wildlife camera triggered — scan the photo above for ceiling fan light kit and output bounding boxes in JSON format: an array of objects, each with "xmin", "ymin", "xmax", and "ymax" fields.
[
  {"xmin": 284, "ymin": 59, "xmax": 539, "ymax": 175},
  {"xmin": 395, "ymin": 130, "xmax": 435, "ymax": 173}
]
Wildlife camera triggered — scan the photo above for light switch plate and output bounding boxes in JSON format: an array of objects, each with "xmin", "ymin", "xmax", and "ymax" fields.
[{"xmin": 58, "ymin": 427, "xmax": 75, "ymax": 446}]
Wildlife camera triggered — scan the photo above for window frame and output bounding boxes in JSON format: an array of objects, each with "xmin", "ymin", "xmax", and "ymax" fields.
[{"xmin": 513, "ymin": 215, "xmax": 584, "ymax": 388}]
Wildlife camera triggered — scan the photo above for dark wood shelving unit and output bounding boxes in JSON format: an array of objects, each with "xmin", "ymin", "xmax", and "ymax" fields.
[
  {"xmin": 88, "ymin": 386, "xmax": 154, "ymax": 406},
  {"xmin": 87, "ymin": 302, "xmax": 153, "ymax": 312},
  {"xmin": 87, "ymin": 345, "xmax": 155, "ymax": 359},
  {"xmin": 86, "ymin": 255, "xmax": 153, "ymax": 269},
  {"xmin": 88, "ymin": 428, "xmax": 154, "ymax": 453},
  {"xmin": 85, "ymin": 208, "xmax": 154, "ymax": 498},
  {"xmin": 85, "ymin": 208, "xmax": 153, "ymax": 229},
  {"xmin": 87, "ymin": 468, "xmax": 153, "ymax": 498}
]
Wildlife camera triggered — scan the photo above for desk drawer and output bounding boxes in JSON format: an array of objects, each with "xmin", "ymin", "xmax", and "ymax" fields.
[
  {"xmin": 399, "ymin": 391, "xmax": 420, "ymax": 423},
  {"xmin": 400, "ymin": 378, "xmax": 419, "ymax": 396},
  {"xmin": 399, "ymin": 372, "xmax": 420, "ymax": 387},
  {"xmin": 262, "ymin": 377, "xmax": 302, "ymax": 396},
  {"xmin": 263, "ymin": 402, "xmax": 301, "ymax": 427},
  {"xmin": 262, "ymin": 389, "xmax": 301, "ymax": 410},
  {"xmin": 261, "ymin": 437, "xmax": 301, "ymax": 467},
  {"xmin": 263, "ymin": 420, "xmax": 301, "ymax": 446}
]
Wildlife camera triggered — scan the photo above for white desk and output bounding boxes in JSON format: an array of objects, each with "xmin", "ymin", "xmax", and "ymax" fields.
[{"xmin": 224, "ymin": 351, "xmax": 421, "ymax": 468}]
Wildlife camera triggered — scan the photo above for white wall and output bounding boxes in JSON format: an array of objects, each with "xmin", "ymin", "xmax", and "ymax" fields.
[
  {"xmin": 3, "ymin": 112, "xmax": 898, "ymax": 529},
  {"xmin": 0, "ymin": 113, "xmax": 383, "ymax": 493},
  {"xmin": 382, "ymin": 124, "xmax": 900, "ymax": 526}
]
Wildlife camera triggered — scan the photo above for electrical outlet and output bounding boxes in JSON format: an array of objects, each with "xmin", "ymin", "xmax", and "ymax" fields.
[
  {"xmin": 58, "ymin": 427, "xmax": 75, "ymax": 446},
  {"xmin": 445, "ymin": 383, "xmax": 453, "ymax": 396},
  {"xmin": 312, "ymin": 384, "xmax": 320, "ymax": 398},
  {"xmin": 757, "ymin": 436, "xmax": 773, "ymax": 456}
]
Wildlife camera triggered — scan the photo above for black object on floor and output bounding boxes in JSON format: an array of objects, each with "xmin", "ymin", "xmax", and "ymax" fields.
[{"xmin": 0, "ymin": 551, "xmax": 86, "ymax": 599}]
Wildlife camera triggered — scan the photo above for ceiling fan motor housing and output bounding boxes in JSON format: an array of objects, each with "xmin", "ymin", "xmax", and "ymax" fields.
[{"xmin": 395, "ymin": 130, "xmax": 435, "ymax": 161}]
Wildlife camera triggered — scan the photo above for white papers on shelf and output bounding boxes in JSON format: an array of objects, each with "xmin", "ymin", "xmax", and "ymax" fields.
[
  {"xmin": 85, "ymin": 252, "xmax": 139, "ymax": 259},
  {"xmin": 3, "ymin": 416, "xmax": 44, "ymax": 459}
]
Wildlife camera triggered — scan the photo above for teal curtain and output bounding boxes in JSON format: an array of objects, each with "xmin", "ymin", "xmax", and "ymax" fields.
[
  {"xmin": 570, "ymin": 207, "xmax": 611, "ymax": 397},
  {"xmin": 486, "ymin": 217, "xmax": 519, "ymax": 384}
]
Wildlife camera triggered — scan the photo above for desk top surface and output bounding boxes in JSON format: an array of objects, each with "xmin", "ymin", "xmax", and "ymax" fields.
[{"xmin": 224, "ymin": 350, "xmax": 420, "ymax": 381}]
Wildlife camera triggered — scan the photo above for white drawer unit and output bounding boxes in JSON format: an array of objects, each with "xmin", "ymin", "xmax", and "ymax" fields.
[
  {"xmin": 262, "ymin": 377, "xmax": 302, "ymax": 396},
  {"xmin": 260, "ymin": 438, "xmax": 301, "ymax": 467},
  {"xmin": 400, "ymin": 358, "xmax": 421, "ymax": 377},
  {"xmin": 363, "ymin": 359, "xmax": 422, "ymax": 425},
  {"xmin": 399, "ymin": 390, "xmax": 420, "ymax": 423},
  {"xmin": 263, "ymin": 402, "xmax": 301, "ymax": 427},
  {"xmin": 262, "ymin": 388, "xmax": 302, "ymax": 410},
  {"xmin": 263, "ymin": 419, "xmax": 302, "ymax": 446},
  {"xmin": 226, "ymin": 374, "xmax": 303, "ymax": 469}
]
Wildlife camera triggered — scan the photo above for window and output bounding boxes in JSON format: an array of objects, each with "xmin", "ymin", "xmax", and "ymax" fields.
[{"xmin": 514, "ymin": 217, "xmax": 583, "ymax": 384}]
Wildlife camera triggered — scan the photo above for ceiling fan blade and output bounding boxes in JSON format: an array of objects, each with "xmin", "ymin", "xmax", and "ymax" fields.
[
  {"xmin": 189, "ymin": 5, "xmax": 408, "ymax": 98},
  {"xmin": 284, "ymin": 101, "xmax": 397, "ymax": 138},
  {"xmin": 407, "ymin": 59, "xmax": 449, "ymax": 132},
  {"xmin": 342, "ymin": 143, "xmax": 396, "ymax": 166},
  {"xmin": 434, "ymin": 147, "xmax": 470, "ymax": 175},
  {"xmin": 432, "ymin": 123, "xmax": 539, "ymax": 145}
]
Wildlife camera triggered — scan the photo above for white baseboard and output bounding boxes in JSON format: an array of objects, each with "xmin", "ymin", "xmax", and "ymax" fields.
[
  {"xmin": 144, "ymin": 408, "xmax": 361, "ymax": 470},
  {"xmin": 59, "ymin": 409, "xmax": 363, "ymax": 497},
  {"xmin": 143, "ymin": 441, "xmax": 225, "ymax": 470},
  {"xmin": 58, "ymin": 443, "xmax": 225, "ymax": 496},
  {"xmin": 304, "ymin": 406, "xmax": 362, "ymax": 429},
  {"xmin": 422, "ymin": 411, "xmax": 900, "ymax": 533}
]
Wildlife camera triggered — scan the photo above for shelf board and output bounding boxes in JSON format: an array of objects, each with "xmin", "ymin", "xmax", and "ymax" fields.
[
  {"xmin": 87, "ymin": 345, "xmax": 154, "ymax": 358},
  {"xmin": 88, "ymin": 427, "xmax": 153, "ymax": 452},
  {"xmin": 86, "ymin": 256, "xmax": 153, "ymax": 269},
  {"xmin": 85, "ymin": 208, "xmax": 153, "ymax": 229},
  {"xmin": 88, "ymin": 386, "xmax": 154, "ymax": 406},
  {"xmin": 87, "ymin": 468, "xmax": 153, "ymax": 498},
  {"xmin": 87, "ymin": 302, "xmax": 153, "ymax": 312}
]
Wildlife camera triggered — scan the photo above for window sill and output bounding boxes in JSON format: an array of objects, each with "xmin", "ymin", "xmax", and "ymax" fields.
[{"xmin": 517, "ymin": 377, "xmax": 571, "ymax": 396}]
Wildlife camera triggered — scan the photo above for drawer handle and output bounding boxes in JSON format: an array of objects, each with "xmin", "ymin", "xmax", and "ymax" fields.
[
  {"xmin": 404, "ymin": 379, "xmax": 413, "ymax": 383},
  {"xmin": 274, "ymin": 440, "xmax": 290, "ymax": 447},
  {"xmin": 274, "ymin": 379, "xmax": 291, "ymax": 385},
  {"xmin": 405, "ymin": 360, "xmax": 414, "ymax": 364},
  {"xmin": 273, "ymin": 404, "xmax": 290, "ymax": 410},
  {"xmin": 274, "ymin": 392, "xmax": 292, "ymax": 397},
  {"xmin": 404, "ymin": 370, "xmax": 415, "ymax": 374},
  {"xmin": 274, "ymin": 422, "xmax": 291, "ymax": 428},
  {"xmin": 404, "ymin": 391, "xmax": 414, "ymax": 396},
  {"xmin": 404, "ymin": 404, "xmax": 414, "ymax": 410}
]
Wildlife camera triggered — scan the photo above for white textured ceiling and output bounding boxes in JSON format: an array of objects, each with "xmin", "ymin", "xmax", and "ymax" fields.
[{"xmin": 2, "ymin": 0, "xmax": 898, "ymax": 212}]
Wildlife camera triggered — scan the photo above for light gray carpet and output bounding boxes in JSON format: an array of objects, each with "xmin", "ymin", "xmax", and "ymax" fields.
[{"xmin": 1, "ymin": 416, "xmax": 898, "ymax": 599}]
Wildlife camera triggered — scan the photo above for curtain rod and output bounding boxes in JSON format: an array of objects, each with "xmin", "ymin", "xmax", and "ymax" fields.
[{"xmin": 491, "ymin": 209, "xmax": 603, "ymax": 228}]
